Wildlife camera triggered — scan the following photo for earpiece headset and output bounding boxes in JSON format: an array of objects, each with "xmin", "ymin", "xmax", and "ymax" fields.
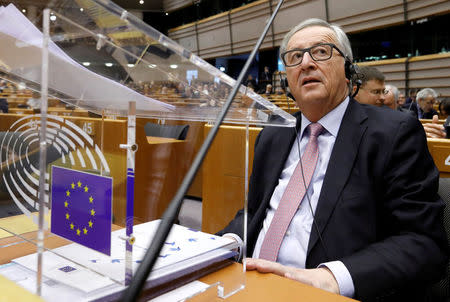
[{"xmin": 345, "ymin": 59, "xmax": 363, "ymax": 98}]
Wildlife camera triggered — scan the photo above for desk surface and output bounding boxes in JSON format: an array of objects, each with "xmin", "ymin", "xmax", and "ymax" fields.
[
  {"xmin": 199, "ymin": 263, "xmax": 355, "ymax": 302},
  {"xmin": 146, "ymin": 136, "xmax": 184, "ymax": 144},
  {"xmin": 0, "ymin": 220, "xmax": 356, "ymax": 302}
]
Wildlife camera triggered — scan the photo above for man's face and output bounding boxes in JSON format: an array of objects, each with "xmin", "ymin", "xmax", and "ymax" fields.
[
  {"xmin": 355, "ymin": 80, "xmax": 386, "ymax": 107},
  {"xmin": 398, "ymin": 93, "xmax": 406, "ymax": 106},
  {"xmin": 384, "ymin": 90, "xmax": 396, "ymax": 109},
  {"xmin": 285, "ymin": 26, "xmax": 349, "ymax": 121},
  {"xmin": 419, "ymin": 95, "xmax": 436, "ymax": 113}
]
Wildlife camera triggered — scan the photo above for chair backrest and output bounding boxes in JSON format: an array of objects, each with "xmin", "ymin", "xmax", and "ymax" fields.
[
  {"xmin": 428, "ymin": 177, "xmax": 450, "ymax": 301},
  {"xmin": 144, "ymin": 122, "xmax": 189, "ymax": 140}
]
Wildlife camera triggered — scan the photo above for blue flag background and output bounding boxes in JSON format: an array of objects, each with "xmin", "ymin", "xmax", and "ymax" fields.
[{"xmin": 51, "ymin": 166, "xmax": 112, "ymax": 255}]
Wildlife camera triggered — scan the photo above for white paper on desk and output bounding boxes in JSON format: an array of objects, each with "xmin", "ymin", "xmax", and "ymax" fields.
[
  {"xmin": 0, "ymin": 262, "xmax": 126, "ymax": 302},
  {"xmin": 149, "ymin": 280, "xmax": 209, "ymax": 302},
  {"xmin": 12, "ymin": 252, "xmax": 116, "ymax": 293},
  {"xmin": 13, "ymin": 221, "xmax": 235, "ymax": 294},
  {"xmin": 0, "ymin": 4, "xmax": 174, "ymax": 114},
  {"xmin": 51, "ymin": 221, "xmax": 234, "ymax": 280}
]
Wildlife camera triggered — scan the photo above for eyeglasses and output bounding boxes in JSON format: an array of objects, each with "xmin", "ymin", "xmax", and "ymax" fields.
[
  {"xmin": 281, "ymin": 43, "xmax": 346, "ymax": 67},
  {"xmin": 362, "ymin": 88, "xmax": 389, "ymax": 96},
  {"xmin": 422, "ymin": 99, "xmax": 436, "ymax": 105}
]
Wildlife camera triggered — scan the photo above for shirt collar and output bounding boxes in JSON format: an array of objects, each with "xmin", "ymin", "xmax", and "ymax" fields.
[{"xmin": 300, "ymin": 96, "xmax": 350, "ymax": 138}]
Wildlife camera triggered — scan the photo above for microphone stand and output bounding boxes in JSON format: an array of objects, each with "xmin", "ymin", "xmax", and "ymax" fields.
[{"xmin": 121, "ymin": 0, "xmax": 285, "ymax": 300}]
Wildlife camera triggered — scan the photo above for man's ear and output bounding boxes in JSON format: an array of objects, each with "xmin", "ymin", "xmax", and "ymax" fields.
[{"xmin": 351, "ymin": 85, "xmax": 359, "ymax": 100}]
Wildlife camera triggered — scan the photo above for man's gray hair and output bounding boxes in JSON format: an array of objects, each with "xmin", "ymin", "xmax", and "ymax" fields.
[
  {"xmin": 385, "ymin": 84, "xmax": 399, "ymax": 102},
  {"xmin": 417, "ymin": 88, "xmax": 438, "ymax": 101},
  {"xmin": 280, "ymin": 18, "xmax": 353, "ymax": 62}
]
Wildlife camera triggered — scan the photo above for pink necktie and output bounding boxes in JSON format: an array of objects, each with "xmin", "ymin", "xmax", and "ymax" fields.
[{"xmin": 259, "ymin": 123, "xmax": 323, "ymax": 261}]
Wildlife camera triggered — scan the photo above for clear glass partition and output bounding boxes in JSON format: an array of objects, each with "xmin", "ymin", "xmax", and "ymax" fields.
[{"xmin": 0, "ymin": 1, "xmax": 296, "ymax": 301}]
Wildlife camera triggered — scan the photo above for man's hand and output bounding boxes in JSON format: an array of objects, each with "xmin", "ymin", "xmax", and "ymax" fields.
[
  {"xmin": 246, "ymin": 258, "xmax": 339, "ymax": 294},
  {"xmin": 423, "ymin": 115, "xmax": 446, "ymax": 138}
]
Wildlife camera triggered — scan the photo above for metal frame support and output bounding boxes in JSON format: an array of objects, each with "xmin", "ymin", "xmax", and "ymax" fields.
[{"xmin": 120, "ymin": 101, "xmax": 137, "ymax": 285}]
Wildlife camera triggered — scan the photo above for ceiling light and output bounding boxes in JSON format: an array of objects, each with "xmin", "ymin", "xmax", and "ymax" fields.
[
  {"xmin": 105, "ymin": 63, "xmax": 113, "ymax": 67},
  {"xmin": 22, "ymin": 9, "xmax": 26, "ymax": 13},
  {"xmin": 169, "ymin": 64, "xmax": 178, "ymax": 69},
  {"xmin": 148, "ymin": 64, "xmax": 157, "ymax": 68},
  {"xmin": 80, "ymin": 8, "xmax": 84, "ymax": 12},
  {"xmin": 127, "ymin": 64, "xmax": 135, "ymax": 68},
  {"xmin": 82, "ymin": 62, "xmax": 91, "ymax": 66},
  {"xmin": 165, "ymin": 12, "xmax": 169, "ymax": 16},
  {"xmin": 219, "ymin": 66, "xmax": 225, "ymax": 72},
  {"xmin": 139, "ymin": 0, "xmax": 144, "ymax": 4},
  {"xmin": 50, "ymin": 15, "xmax": 57, "ymax": 21}
]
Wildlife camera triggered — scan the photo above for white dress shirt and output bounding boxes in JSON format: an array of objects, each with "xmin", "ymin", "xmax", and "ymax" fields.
[{"xmin": 251, "ymin": 96, "xmax": 355, "ymax": 297}]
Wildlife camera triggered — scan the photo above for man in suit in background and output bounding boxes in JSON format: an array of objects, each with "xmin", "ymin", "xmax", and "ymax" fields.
[
  {"xmin": 220, "ymin": 18, "xmax": 446, "ymax": 301},
  {"xmin": 353, "ymin": 65, "xmax": 387, "ymax": 107},
  {"xmin": 0, "ymin": 80, "xmax": 8, "ymax": 113},
  {"xmin": 417, "ymin": 88, "xmax": 439, "ymax": 119}
]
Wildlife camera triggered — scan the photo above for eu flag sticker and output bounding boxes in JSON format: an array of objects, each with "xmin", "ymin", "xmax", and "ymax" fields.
[{"xmin": 51, "ymin": 166, "xmax": 112, "ymax": 255}]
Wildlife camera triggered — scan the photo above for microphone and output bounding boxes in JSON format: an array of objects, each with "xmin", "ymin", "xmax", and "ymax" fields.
[{"xmin": 121, "ymin": 1, "xmax": 286, "ymax": 301}]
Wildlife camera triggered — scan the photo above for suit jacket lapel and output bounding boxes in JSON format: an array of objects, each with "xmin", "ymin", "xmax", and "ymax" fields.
[{"xmin": 307, "ymin": 99, "xmax": 368, "ymax": 255}]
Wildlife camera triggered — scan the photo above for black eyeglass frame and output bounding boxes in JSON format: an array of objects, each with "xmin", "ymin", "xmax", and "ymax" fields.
[{"xmin": 281, "ymin": 43, "xmax": 347, "ymax": 67}]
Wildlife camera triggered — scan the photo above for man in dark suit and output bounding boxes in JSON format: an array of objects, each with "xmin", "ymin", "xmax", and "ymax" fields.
[
  {"xmin": 219, "ymin": 18, "xmax": 447, "ymax": 301},
  {"xmin": 353, "ymin": 65, "xmax": 387, "ymax": 107},
  {"xmin": 417, "ymin": 88, "xmax": 439, "ymax": 119},
  {"xmin": 0, "ymin": 84, "xmax": 8, "ymax": 113}
]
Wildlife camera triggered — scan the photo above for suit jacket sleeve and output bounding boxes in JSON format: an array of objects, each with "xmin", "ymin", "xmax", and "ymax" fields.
[{"xmin": 340, "ymin": 114, "xmax": 447, "ymax": 299}]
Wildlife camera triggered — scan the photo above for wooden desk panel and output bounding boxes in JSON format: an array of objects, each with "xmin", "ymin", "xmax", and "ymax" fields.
[
  {"xmin": 420, "ymin": 118, "xmax": 446, "ymax": 125},
  {"xmin": 133, "ymin": 119, "xmax": 205, "ymax": 224},
  {"xmin": 427, "ymin": 138, "xmax": 450, "ymax": 178},
  {"xmin": 202, "ymin": 125, "xmax": 262, "ymax": 234}
]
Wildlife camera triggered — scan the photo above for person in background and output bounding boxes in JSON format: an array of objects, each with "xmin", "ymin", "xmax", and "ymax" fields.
[
  {"xmin": 245, "ymin": 74, "xmax": 258, "ymax": 91},
  {"xmin": 353, "ymin": 66, "xmax": 387, "ymax": 107},
  {"xmin": 27, "ymin": 90, "xmax": 41, "ymax": 110},
  {"xmin": 417, "ymin": 88, "xmax": 438, "ymax": 119},
  {"xmin": 422, "ymin": 97, "xmax": 450, "ymax": 138},
  {"xmin": 0, "ymin": 81, "xmax": 8, "ymax": 113},
  {"xmin": 383, "ymin": 84, "xmax": 397, "ymax": 109},
  {"xmin": 404, "ymin": 88, "xmax": 419, "ymax": 107},
  {"xmin": 397, "ymin": 92, "xmax": 406, "ymax": 107},
  {"xmin": 259, "ymin": 66, "xmax": 272, "ymax": 89},
  {"xmin": 402, "ymin": 88, "xmax": 420, "ymax": 117},
  {"xmin": 263, "ymin": 84, "xmax": 273, "ymax": 95},
  {"xmin": 384, "ymin": 84, "xmax": 415, "ymax": 116},
  {"xmin": 439, "ymin": 97, "xmax": 450, "ymax": 118}
]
